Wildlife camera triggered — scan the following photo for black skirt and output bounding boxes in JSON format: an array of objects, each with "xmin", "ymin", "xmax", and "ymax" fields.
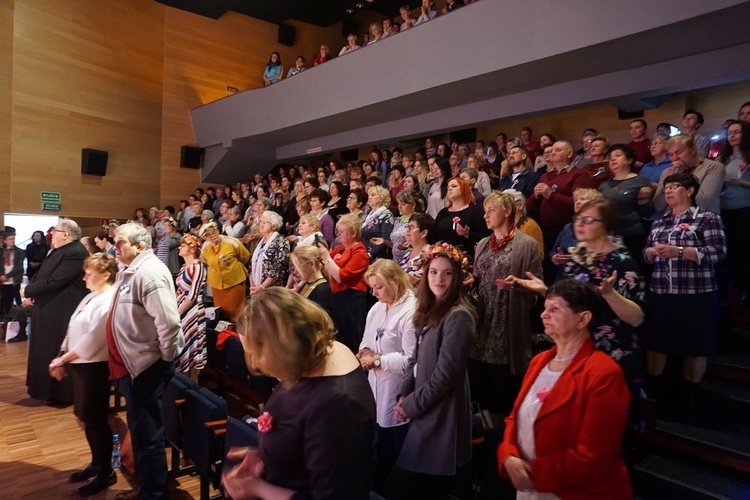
[
  {"xmin": 645, "ymin": 291, "xmax": 719, "ymax": 356},
  {"xmin": 68, "ymin": 362, "xmax": 111, "ymax": 422}
]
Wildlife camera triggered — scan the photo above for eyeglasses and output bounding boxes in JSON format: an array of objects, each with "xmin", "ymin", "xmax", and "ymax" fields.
[
  {"xmin": 52, "ymin": 229, "xmax": 66, "ymax": 233},
  {"xmin": 405, "ymin": 224, "xmax": 419, "ymax": 231},
  {"xmin": 572, "ymin": 215, "xmax": 603, "ymax": 225},
  {"xmin": 663, "ymin": 184, "xmax": 685, "ymax": 192}
]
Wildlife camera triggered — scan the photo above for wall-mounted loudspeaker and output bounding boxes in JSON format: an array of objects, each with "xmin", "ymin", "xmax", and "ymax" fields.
[
  {"xmin": 278, "ymin": 24, "xmax": 296, "ymax": 47},
  {"xmin": 181, "ymin": 146, "xmax": 204, "ymax": 169},
  {"xmin": 81, "ymin": 149, "xmax": 108, "ymax": 176}
]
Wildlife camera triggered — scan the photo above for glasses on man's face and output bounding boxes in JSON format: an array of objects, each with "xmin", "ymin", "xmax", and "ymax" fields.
[
  {"xmin": 663, "ymin": 184, "xmax": 685, "ymax": 193},
  {"xmin": 572, "ymin": 215, "xmax": 603, "ymax": 225},
  {"xmin": 52, "ymin": 229, "xmax": 66, "ymax": 233},
  {"xmin": 405, "ymin": 224, "xmax": 418, "ymax": 231}
]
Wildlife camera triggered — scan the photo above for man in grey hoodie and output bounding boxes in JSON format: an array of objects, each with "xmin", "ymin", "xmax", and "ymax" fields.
[{"xmin": 109, "ymin": 222, "xmax": 182, "ymax": 499}]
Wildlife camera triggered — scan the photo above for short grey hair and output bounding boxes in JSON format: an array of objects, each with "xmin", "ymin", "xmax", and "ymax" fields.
[
  {"xmin": 58, "ymin": 218, "xmax": 82, "ymax": 240},
  {"xmin": 257, "ymin": 197, "xmax": 272, "ymax": 209},
  {"xmin": 502, "ymin": 188, "xmax": 526, "ymax": 205},
  {"xmin": 115, "ymin": 222, "xmax": 152, "ymax": 249},
  {"xmin": 229, "ymin": 207, "xmax": 242, "ymax": 217},
  {"xmin": 262, "ymin": 210, "xmax": 283, "ymax": 231},
  {"xmin": 201, "ymin": 210, "xmax": 215, "ymax": 220}
]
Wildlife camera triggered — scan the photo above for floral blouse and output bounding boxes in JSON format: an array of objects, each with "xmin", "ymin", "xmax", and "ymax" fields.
[
  {"xmin": 362, "ymin": 207, "xmax": 394, "ymax": 260},
  {"xmin": 561, "ymin": 243, "xmax": 646, "ymax": 381}
]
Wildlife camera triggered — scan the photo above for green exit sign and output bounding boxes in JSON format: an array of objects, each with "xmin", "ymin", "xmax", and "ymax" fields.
[
  {"xmin": 42, "ymin": 203, "xmax": 61, "ymax": 211},
  {"xmin": 40, "ymin": 191, "xmax": 61, "ymax": 203}
]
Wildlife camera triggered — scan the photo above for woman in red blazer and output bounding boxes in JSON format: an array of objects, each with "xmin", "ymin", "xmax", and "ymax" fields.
[
  {"xmin": 497, "ymin": 279, "xmax": 631, "ymax": 499},
  {"xmin": 318, "ymin": 213, "xmax": 370, "ymax": 353}
]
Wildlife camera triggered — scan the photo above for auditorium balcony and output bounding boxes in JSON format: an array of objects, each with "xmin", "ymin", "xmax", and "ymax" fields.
[{"xmin": 191, "ymin": 0, "xmax": 750, "ymax": 183}]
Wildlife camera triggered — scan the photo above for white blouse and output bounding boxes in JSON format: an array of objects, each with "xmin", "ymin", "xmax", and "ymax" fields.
[
  {"xmin": 516, "ymin": 363, "xmax": 563, "ymax": 500},
  {"xmin": 359, "ymin": 291, "xmax": 418, "ymax": 428},
  {"xmin": 60, "ymin": 287, "xmax": 116, "ymax": 364}
]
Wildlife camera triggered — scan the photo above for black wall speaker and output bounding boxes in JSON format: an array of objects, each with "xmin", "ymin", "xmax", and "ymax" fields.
[
  {"xmin": 181, "ymin": 146, "xmax": 204, "ymax": 169},
  {"xmin": 278, "ymin": 24, "xmax": 296, "ymax": 47},
  {"xmin": 81, "ymin": 149, "xmax": 108, "ymax": 176},
  {"xmin": 342, "ymin": 149, "xmax": 359, "ymax": 162}
]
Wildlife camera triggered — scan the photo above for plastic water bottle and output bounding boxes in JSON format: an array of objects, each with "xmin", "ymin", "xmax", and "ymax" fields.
[{"xmin": 112, "ymin": 434, "xmax": 121, "ymax": 469}]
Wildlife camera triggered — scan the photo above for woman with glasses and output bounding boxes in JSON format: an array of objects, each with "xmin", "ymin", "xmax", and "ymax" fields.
[
  {"xmin": 347, "ymin": 188, "xmax": 368, "ymax": 221},
  {"xmin": 358, "ymin": 260, "xmax": 418, "ymax": 493},
  {"xmin": 400, "ymin": 213, "xmax": 435, "ymax": 288},
  {"xmin": 644, "ymin": 173, "xmax": 726, "ymax": 413},
  {"xmin": 510, "ymin": 199, "xmax": 646, "ymax": 386},
  {"xmin": 317, "ymin": 214, "xmax": 370, "ymax": 352},
  {"xmin": 639, "ymin": 133, "xmax": 672, "ymax": 189},
  {"xmin": 175, "ymin": 235, "xmax": 208, "ymax": 380}
]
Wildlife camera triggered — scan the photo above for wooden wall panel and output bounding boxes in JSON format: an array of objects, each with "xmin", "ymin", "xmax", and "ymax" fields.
[
  {"xmin": 10, "ymin": 0, "xmax": 165, "ymax": 220},
  {"xmin": 159, "ymin": 9, "xmax": 345, "ymax": 207},
  {"xmin": 0, "ymin": 0, "xmax": 13, "ymax": 226}
]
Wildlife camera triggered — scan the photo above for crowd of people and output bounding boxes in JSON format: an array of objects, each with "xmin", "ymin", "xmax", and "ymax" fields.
[
  {"xmin": 5, "ymin": 98, "xmax": 749, "ymax": 498},
  {"xmin": 262, "ymin": 0, "xmax": 478, "ymax": 85}
]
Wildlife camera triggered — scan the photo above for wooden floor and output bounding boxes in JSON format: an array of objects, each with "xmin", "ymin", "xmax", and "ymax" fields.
[{"xmin": 0, "ymin": 339, "xmax": 203, "ymax": 499}]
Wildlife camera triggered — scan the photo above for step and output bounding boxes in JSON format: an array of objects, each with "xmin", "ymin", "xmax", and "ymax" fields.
[
  {"xmin": 702, "ymin": 380, "xmax": 750, "ymax": 409},
  {"xmin": 708, "ymin": 354, "xmax": 750, "ymax": 384},
  {"xmin": 645, "ymin": 419, "xmax": 750, "ymax": 474},
  {"xmin": 633, "ymin": 453, "xmax": 750, "ymax": 500}
]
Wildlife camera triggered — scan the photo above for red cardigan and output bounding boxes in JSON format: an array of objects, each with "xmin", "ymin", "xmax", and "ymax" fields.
[
  {"xmin": 497, "ymin": 337, "xmax": 631, "ymax": 499},
  {"xmin": 330, "ymin": 241, "xmax": 369, "ymax": 293}
]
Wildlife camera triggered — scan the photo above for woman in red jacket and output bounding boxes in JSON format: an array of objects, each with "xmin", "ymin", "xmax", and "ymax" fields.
[
  {"xmin": 318, "ymin": 214, "xmax": 370, "ymax": 352},
  {"xmin": 497, "ymin": 279, "xmax": 631, "ymax": 499}
]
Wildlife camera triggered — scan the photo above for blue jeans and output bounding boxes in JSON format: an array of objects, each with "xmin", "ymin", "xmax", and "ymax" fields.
[{"xmin": 115, "ymin": 359, "xmax": 175, "ymax": 499}]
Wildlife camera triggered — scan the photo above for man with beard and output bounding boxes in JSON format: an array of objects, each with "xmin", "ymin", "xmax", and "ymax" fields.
[{"xmin": 498, "ymin": 146, "xmax": 540, "ymax": 199}]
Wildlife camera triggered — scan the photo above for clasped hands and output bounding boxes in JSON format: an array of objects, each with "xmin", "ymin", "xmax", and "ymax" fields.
[
  {"xmin": 356, "ymin": 347, "xmax": 379, "ymax": 371},
  {"xmin": 222, "ymin": 447, "xmax": 266, "ymax": 500},
  {"xmin": 48, "ymin": 357, "xmax": 67, "ymax": 381},
  {"xmin": 645, "ymin": 243, "xmax": 681, "ymax": 260},
  {"xmin": 504, "ymin": 456, "xmax": 534, "ymax": 492},
  {"xmin": 393, "ymin": 396, "xmax": 409, "ymax": 423}
]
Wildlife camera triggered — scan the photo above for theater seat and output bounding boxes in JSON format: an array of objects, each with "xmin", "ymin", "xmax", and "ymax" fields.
[
  {"xmin": 162, "ymin": 372, "xmax": 199, "ymax": 476},
  {"xmin": 182, "ymin": 387, "xmax": 228, "ymax": 500}
]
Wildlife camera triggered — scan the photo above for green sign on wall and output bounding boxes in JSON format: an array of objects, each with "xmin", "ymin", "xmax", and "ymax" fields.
[{"xmin": 41, "ymin": 192, "xmax": 61, "ymax": 203}]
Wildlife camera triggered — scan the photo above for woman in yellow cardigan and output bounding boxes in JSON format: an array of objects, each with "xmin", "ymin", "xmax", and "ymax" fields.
[{"xmin": 199, "ymin": 221, "xmax": 250, "ymax": 320}]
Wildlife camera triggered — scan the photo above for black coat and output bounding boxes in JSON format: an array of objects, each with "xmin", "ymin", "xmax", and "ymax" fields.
[{"xmin": 24, "ymin": 240, "xmax": 89, "ymax": 403}]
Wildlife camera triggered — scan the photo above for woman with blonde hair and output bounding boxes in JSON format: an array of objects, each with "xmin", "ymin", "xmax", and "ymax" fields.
[
  {"xmin": 223, "ymin": 288, "xmax": 375, "ymax": 500},
  {"xmin": 199, "ymin": 221, "xmax": 250, "ymax": 321},
  {"xmin": 359, "ymin": 259, "xmax": 418, "ymax": 492},
  {"xmin": 502, "ymin": 189, "xmax": 544, "ymax": 258},
  {"xmin": 290, "ymin": 245, "xmax": 331, "ymax": 312},
  {"xmin": 362, "ymin": 185, "xmax": 394, "ymax": 260},
  {"xmin": 471, "ymin": 192, "xmax": 542, "ymax": 416},
  {"xmin": 48, "ymin": 253, "xmax": 120, "ymax": 496},
  {"xmin": 318, "ymin": 214, "xmax": 370, "ymax": 351}
]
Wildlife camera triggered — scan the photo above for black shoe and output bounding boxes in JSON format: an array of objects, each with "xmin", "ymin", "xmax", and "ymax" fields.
[
  {"xmin": 77, "ymin": 471, "xmax": 116, "ymax": 497},
  {"xmin": 7, "ymin": 333, "xmax": 27, "ymax": 343},
  {"xmin": 69, "ymin": 466, "xmax": 98, "ymax": 483}
]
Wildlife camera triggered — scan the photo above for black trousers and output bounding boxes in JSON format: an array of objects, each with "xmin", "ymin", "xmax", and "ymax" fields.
[
  {"xmin": 0, "ymin": 283, "xmax": 21, "ymax": 318},
  {"xmin": 373, "ymin": 424, "xmax": 409, "ymax": 494},
  {"xmin": 331, "ymin": 288, "xmax": 367, "ymax": 353},
  {"xmin": 69, "ymin": 362, "xmax": 113, "ymax": 474},
  {"xmin": 467, "ymin": 359, "xmax": 522, "ymax": 415}
]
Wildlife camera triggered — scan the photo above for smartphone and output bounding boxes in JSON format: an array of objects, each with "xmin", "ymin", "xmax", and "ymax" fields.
[{"xmin": 314, "ymin": 233, "xmax": 327, "ymax": 248}]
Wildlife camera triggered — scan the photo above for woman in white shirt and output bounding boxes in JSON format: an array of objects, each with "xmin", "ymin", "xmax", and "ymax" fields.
[
  {"xmin": 48, "ymin": 253, "xmax": 119, "ymax": 497},
  {"xmin": 357, "ymin": 259, "xmax": 417, "ymax": 493},
  {"xmin": 339, "ymin": 33, "xmax": 360, "ymax": 56}
]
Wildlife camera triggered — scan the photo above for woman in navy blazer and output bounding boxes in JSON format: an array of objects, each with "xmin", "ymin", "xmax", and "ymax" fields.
[{"xmin": 498, "ymin": 279, "xmax": 631, "ymax": 499}]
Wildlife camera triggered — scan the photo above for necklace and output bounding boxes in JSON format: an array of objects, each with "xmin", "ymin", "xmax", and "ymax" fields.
[
  {"xmin": 488, "ymin": 226, "xmax": 516, "ymax": 251},
  {"xmin": 553, "ymin": 352, "xmax": 577, "ymax": 362}
]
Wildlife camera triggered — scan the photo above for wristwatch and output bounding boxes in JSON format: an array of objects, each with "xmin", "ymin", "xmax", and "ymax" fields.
[
  {"xmin": 677, "ymin": 246, "xmax": 684, "ymax": 258},
  {"xmin": 373, "ymin": 357, "xmax": 381, "ymax": 367}
]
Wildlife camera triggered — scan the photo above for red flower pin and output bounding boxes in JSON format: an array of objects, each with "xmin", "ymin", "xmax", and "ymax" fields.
[
  {"xmin": 536, "ymin": 386, "xmax": 549, "ymax": 403},
  {"xmin": 452, "ymin": 216, "xmax": 460, "ymax": 230},
  {"xmin": 678, "ymin": 223, "xmax": 690, "ymax": 231},
  {"xmin": 257, "ymin": 411, "xmax": 273, "ymax": 433}
]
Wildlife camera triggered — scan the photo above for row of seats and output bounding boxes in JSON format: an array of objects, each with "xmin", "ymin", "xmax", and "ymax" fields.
[{"xmin": 163, "ymin": 371, "xmax": 260, "ymax": 500}]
